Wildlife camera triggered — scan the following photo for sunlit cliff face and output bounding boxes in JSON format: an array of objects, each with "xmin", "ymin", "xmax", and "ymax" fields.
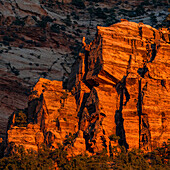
[
  {"xmin": 5, "ymin": 21, "xmax": 170, "ymax": 156},
  {"xmin": 0, "ymin": 0, "xmax": 169, "ymax": 139}
]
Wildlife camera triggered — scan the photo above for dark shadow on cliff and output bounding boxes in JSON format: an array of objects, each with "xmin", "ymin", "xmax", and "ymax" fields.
[{"xmin": 115, "ymin": 76, "xmax": 130, "ymax": 150}]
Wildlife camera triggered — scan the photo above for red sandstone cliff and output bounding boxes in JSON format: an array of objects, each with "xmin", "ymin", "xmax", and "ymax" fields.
[
  {"xmin": 68, "ymin": 20, "xmax": 170, "ymax": 151},
  {"xmin": 0, "ymin": 0, "xmax": 169, "ymax": 139},
  {"xmin": 5, "ymin": 21, "xmax": 170, "ymax": 155}
]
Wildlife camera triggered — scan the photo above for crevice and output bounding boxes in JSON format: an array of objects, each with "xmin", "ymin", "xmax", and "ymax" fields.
[
  {"xmin": 137, "ymin": 78, "xmax": 142, "ymax": 149},
  {"xmin": 126, "ymin": 55, "xmax": 132, "ymax": 76},
  {"xmin": 137, "ymin": 64, "xmax": 151, "ymax": 150},
  {"xmin": 78, "ymin": 93, "xmax": 90, "ymax": 130},
  {"xmin": 139, "ymin": 26, "xmax": 142, "ymax": 38},
  {"xmin": 137, "ymin": 65, "xmax": 148, "ymax": 78},
  {"xmin": 149, "ymin": 43, "xmax": 160, "ymax": 63},
  {"xmin": 83, "ymin": 49, "xmax": 89, "ymax": 81},
  {"xmin": 115, "ymin": 76, "xmax": 129, "ymax": 150},
  {"xmin": 82, "ymin": 48, "xmax": 98, "ymax": 89},
  {"xmin": 161, "ymin": 79, "xmax": 167, "ymax": 90},
  {"xmin": 140, "ymin": 114, "xmax": 151, "ymax": 151},
  {"xmin": 114, "ymin": 54, "xmax": 133, "ymax": 150}
]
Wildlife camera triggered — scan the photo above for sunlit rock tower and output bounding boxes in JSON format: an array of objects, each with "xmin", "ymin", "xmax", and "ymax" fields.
[{"xmin": 5, "ymin": 21, "xmax": 170, "ymax": 155}]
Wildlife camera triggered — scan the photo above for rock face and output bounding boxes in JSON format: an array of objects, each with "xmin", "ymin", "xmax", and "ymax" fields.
[
  {"xmin": 70, "ymin": 21, "xmax": 170, "ymax": 152},
  {"xmin": 6, "ymin": 21, "xmax": 170, "ymax": 155},
  {"xmin": 0, "ymin": 0, "xmax": 169, "ymax": 138},
  {"xmin": 7, "ymin": 78, "xmax": 79, "ymax": 152}
]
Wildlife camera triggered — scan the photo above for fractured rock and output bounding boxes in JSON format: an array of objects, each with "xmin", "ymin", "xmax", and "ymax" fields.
[{"xmin": 5, "ymin": 21, "xmax": 170, "ymax": 155}]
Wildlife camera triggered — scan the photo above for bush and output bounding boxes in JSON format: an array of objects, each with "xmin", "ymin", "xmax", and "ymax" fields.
[
  {"xmin": 14, "ymin": 110, "xmax": 27, "ymax": 127},
  {"xmin": 25, "ymin": 39, "xmax": 34, "ymax": 44},
  {"xmin": 136, "ymin": 4, "xmax": 145, "ymax": 16},
  {"xmin": 0, "ymin": 145, "xmax": 54, "ymax": 169},
  {"xmin": 94, "ymin": 7, "xmax": 107, "ymax": 19},
  {"xmin": 60, "ymin": 91, "xmax": 68, "ymax": 100},
  {"xmin": 37, "ymin": 16, "xmax": 53, "ymax": 28},
  {"xmin": 39, "ymin": 36, "xmax": 47, "ymax": 42},
  {"xmin": 86, "ymin": 0, "xmax": 104, "ymax": 2},
  {"xmin": 13, "ymin": 17, "xmax": 25, "ymax": 26},
  {"xmin": 0, "ymin": 142, "xmax": 169, "ymax": 169},
  {"xmin": 65, "ymin": 152, "xmax": 109, "ymax": 170},
  {"xmin": 109, "ymin": 134, "xmax": 120, "ymax": 142},
  {"xmin": 63, "ymin": 15, "xmax": 72, "ymax": 26},
  {"xmin": 50, "ymin": 24, "xmax": 60, "ymax": 33},
  {"xmin": 72, "ymin": 0, "xmax": 85, "ymax": 9},
  {"xmin": 3, "ymin": 36, "xmax": 15, "ymax": 42},
  {"xmin": 63, "ymin": 133, "xmax": 77, "ymax": 146},
  {"xmin": 150, "ymin": 13, "xmax": 157, "ymax": 26}
]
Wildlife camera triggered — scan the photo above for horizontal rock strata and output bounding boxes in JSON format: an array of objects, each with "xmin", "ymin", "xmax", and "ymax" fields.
[{"xmin": 6, "ymin": 21, "xmax": 170, "ymax": 155}]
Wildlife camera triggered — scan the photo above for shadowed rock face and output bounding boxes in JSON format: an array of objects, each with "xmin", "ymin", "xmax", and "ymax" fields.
[{"xmin": 5, "ymin": 21, "xmax": 170, "ymax": 155}]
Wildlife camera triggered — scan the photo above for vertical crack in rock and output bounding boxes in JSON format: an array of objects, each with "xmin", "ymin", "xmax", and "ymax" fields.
[
  {"xmin": 137, "ymin": 78, "xmax": 142, "ymax": 149},
  {"xmin": 115, "ymin": 76, "xmax": 129, "ymax": 150},
  {"xmin": 149, "ymin": 42, "xmax": 160, "ymax": 63},
  {"xmin": 139, "ymin": 26, "xmax": 142, "ymax": 38},
  {"xmin": 149, "ymin": 43, "xmax": 157, "ymax": 62},
  {"xmin": 137, "ymin": 65, "xmax": 151, "ymax": 151},
  {"xmin": 161, "ymin": 79, "xmax": 167, "ymax": 90},
  {"xmin": 78, "ymin": 92, "xmax": 90, "ymax": 130},
  {"xmin": 27, "ymin": 98, "xmax": 39, "ymax": 123},
  {"xmin": 114, "ymin": 54, "xmax": 132, "ymax": 150}
]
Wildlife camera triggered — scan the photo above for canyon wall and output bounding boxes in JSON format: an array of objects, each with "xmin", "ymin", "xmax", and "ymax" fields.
[
  {"xmin": 5, "ymin": 21, "xmax": 170, "ymax": 155},
  {"xmin": 68, "ymin": 20, "xmax": 170, "ymax": 151},
  {"xmin": 0, "ymin": 0, "xmax": 169, "ymax": 138}
]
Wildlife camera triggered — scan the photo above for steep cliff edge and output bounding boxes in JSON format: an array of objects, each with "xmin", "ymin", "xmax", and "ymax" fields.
[
  {"xmin": 0, "ymin": 0, "xmax": 169, "ymax": 139},
  {"xmin": 68, "ymin": 20, "xmax": 170, "ymax": 151},
  {"xmin": 5, "ymin": 21, "xmax": 170, "ymax": 155},
  {"xmin": 7, "ymin": 78, "xmax": 79, "ymax": 153}
]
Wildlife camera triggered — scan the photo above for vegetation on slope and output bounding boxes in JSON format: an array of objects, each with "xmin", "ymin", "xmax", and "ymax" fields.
[{"xmin": 0, "ymin": 141, "xmax": 169, "ymax": 170}]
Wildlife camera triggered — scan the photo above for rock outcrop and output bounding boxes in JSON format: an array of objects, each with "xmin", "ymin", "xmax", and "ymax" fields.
[
  {"xmin": 7, "ymin": 78, "xmax": 80, "ymax": 152},
  {"xmin": 68, "ymin": 21, "xmax": 170, "ymax": 151},
  {"xmin": 0, "ymin": 0, "xmax": 169, "ymax": 138},
  {"xmin": 5, "ymin": 21, "xmax": 170, "ymax": 155}
]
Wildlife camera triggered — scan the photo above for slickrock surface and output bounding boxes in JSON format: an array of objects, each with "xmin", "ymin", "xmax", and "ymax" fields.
[{"xmin": 6, "ymin": 21, "xmax": 170, "ymax": 155}]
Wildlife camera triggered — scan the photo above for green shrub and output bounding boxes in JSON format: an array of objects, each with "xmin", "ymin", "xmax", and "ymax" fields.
[
  {"xmin": 39, "ymin": 36, "xmax": 47, "ymax": 42},
  {"xmin": 14, "ymin": 110, "xmax": 27, "ymax": 127},
  {"xmin": 95, "ymin": 7, "xmax": 107, "ymax": 19},
  {"xmin": 60, "ymin": 91, "xmax": 68, "ymax": 100},
  {"xmin": 63, "ymin": 15, "xmax": 72, "ymax": 26},
  {"xmin": 65, "ymin": 152, "xmax": 109, "ymax": 170},
  {"xmin": 86, "ymin": 0, "xmax": 104, "ymax": 2},
  {"xmin": 150, "ymin": 13, "xmax": 157, "ymax": 26},
  {"xmin": 0, "ymin": 142, "xmax": 169, "ymax": 169},
  {"xmin": 50, "ymin": 24, "xmax": 60, "ymax": 33},
  {"xmin": 13, "ymin": 17, "xmax": 25, "ymax": 26},
  {"xmin": 37, "ymin": 16, "xmax": 53, "ymax": 28},
  {"xmin": 0, "ymin": 145, "xmax": 54, "ymax": 170},
  {"xmin": 109, "ymin": 134, "xmax": 120, "ymax": 142},
  {"xmin": 136, "ymin": 4, "xmax": 145, "ymax": 16},
  {"xmin": 63, "ymin": 133, "xmax": 77, "ymax": 146},
  {"xmin": 3, "ymin": 36, "xmax": 15, "ymax": 42},
  {"xmin": 72, "ymin": 0, "xmax": 85, "ymax": 9}
]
